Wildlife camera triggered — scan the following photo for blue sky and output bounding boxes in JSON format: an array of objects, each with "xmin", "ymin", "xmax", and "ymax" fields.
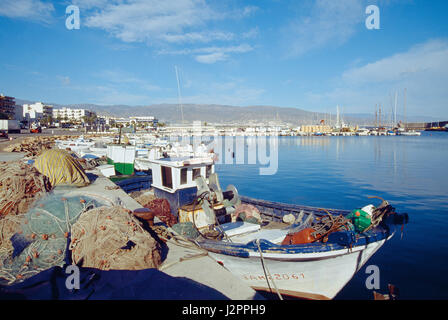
[{"xmin": 0, "ymin": 0, "xmax": 447, "ymax": 118}]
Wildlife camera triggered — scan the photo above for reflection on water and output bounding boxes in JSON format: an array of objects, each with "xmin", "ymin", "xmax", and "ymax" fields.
[{"xmin": 215, "ymin": 132, "xmax": 448, "ymax": 299}]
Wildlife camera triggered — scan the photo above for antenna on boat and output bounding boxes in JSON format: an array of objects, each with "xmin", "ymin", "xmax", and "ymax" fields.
[{"xmin": 175, "ymin": 65, "xmax": 185, "ymax": 124}]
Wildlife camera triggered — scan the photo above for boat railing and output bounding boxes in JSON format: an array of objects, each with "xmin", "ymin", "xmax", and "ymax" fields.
[{"xmin": 240, "ymin": 196, "xmax": 349, "ymax": 222}]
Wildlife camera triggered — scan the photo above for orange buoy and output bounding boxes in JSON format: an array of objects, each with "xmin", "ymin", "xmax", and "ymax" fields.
[{"xmin": 281, "ymin": 228, "xmax": 318, "ymax": 245}]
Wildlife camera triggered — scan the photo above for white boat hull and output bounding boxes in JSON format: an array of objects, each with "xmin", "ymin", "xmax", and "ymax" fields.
[{"xmin": 208, "ymin": 237, "xmax": 389, "ymax": 300}]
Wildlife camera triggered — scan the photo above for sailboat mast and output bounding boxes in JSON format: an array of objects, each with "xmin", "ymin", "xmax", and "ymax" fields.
[
  {"xmin": 336, "ymin": 105, "xmax": 340, "ymax": 128},
  {"xmin": 375, "ymin": 104, "xmax": 378, "ymax": 128},
  {"xmin": 379, "ymin": 103, "xmax": 382, "ymax": 128},
  {"xmin": 175, "ymin": 65, "xmax": 184, "ymax": 124},
  {"xmin": 394, "ymin": 91, "xmax": 398, "ymax": 126},
  {"xmin": 404, "ymin": 88, "xmax": 407, "ymax": 130}
]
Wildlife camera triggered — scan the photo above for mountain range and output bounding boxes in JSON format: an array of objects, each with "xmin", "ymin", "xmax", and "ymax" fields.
[{"xmin": 15, "ymin": 98, "xmax": 439, "ymax": 125}]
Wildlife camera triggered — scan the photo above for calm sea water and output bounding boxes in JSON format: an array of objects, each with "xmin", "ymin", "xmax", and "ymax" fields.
[{"xmin": 214, "ymin": 132, "xmax": 448, "ymax": 300}]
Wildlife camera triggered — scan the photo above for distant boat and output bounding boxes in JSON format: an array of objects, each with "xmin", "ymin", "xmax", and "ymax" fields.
[
  {"xmin": 355, "ymin": 128, "xmax": 369, "ymax": 136},
  {"xmin": 399, "ymin": 130, "xmax": 421, "ymax": 136},
  {"xmin": 425, "ymin": 124, "xmax": 448, "ymax": 132}
]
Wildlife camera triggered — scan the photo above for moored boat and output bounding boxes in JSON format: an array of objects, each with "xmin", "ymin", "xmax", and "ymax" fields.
[
  {"xmin": 142, "ymin": 155, "xmax": 408, "ymax": 300},
  {"xmin": 197, "ymin": 195, "xmax": 406, "ymax": 300}
]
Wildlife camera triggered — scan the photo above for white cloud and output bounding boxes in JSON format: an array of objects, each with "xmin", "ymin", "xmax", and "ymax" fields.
[
  {"xmin": 242, "ymin": 27, "xmax": 259, "ymax": 39},
  {"xmin": 303, "ymin": 39, "xmax": 448, "ymax": 117},
  {"xmin": 83, "ymin": 0, "xmax": 218, "ymax": 43},
  {"xmin": 71, "ymin": 0, "xmax": 109, "ymax": 9},
  {"xmin": 76, "ymin": 0, "xmax": 257, "ymax": 62},
  {"xmin": 195, "ymin": 52, "xmax": 228, "ymax": 64},
  {"xmin": 160, "ymin": 43, "xmax": 253, "ymax": 63},
  {"xmin": 0, "ymin": 0, "xmax": 54, "ymax": 22},
  {"xmin": 161, "ymin": 31, "xmax": 235, "ymax": 43},
  {"xmin": 240, "ymin": 5, "xmax": 259, "ymax": 17},
  {"xmin": 162, "ymin": 43, "xmax": 253, "ymax": 55},
  {"xmin": 284, "ymin": 0, "xmax": 365, "ymax": 56},
  {"xmin": 342, "ymin": 39, "xmax": 448, "ymax": 84}
]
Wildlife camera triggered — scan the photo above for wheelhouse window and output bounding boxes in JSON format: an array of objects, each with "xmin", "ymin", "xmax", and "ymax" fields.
[
  {"xmin": 161, "ymin": 166, "xmax": 173, "ymax": 189},
  {"xmin": 206, "ymin": 165, "xmax": 212, "ymax": 178},
  {"xmin": 193, "ymin": 168, "xmax": 201, "ymax": 181},
  {"xmin": 180, "ymin": 168, "xmax": 188, "ymax": 185}
]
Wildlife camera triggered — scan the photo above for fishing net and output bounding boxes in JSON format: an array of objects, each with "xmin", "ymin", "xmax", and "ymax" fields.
[
  {"xmin": 232, "ymin": 204, "xmax": 262, "ymax": 224},
  {"xmin": 132, "ymin": 192, "xmax": 156, "ymax": 207},
  {"xmin": 0, "ymin": 194, "xmax": 104, "ymax": 285},
  {"xmin": 0, "ymin": 214, "xmax": 26, "ymax": 261},
  {"xmin": 171, "ymin": 222, "xmax": 200, "ymax": 239},
  {"xmin": 143, "ymin": 199, "xmax": 177, "ymax": 227},
  {"xmin": 70, "ymin": 206, "xmax": 162, "ymax": 271},
  {"xmin": 2, "ymin": 136, "xmax": 56, "ymax": 157},
  {"xmin": 0, "ymin": 161, "xmax": 52, "ymax": 217}
]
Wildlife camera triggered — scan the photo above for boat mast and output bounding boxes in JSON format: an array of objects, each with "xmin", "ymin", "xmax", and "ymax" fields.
[
  {"xmin": 394, "ymin": 91, "xmax": 398, "ymax": 127},
  {"xmin": 175, "ymin": 65, "xmax": 185, "ymax": 124},
  {"xmin": 404, "ymin": 88, "xmax": 407, "ymax": 130},
  {"xmin": 375, "ymin": 104, "xmax": 378, "ymax": 128},
  {"xmin": 336, "ymin": 105, "xmax": 340, "ymax": 128},
  {"xmin": 379, "ymin": 103, "xmax": 381, "ymax": 127}
]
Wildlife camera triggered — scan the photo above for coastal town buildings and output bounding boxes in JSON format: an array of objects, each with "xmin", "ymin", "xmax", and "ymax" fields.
[
  {"xmin": 53, "ymin": 107, "xmax": 96, "ymax": 122},
  {"xmin": 0, "ymin": 94, "xmax": 17, "ymax": 119},
  {"xmin": 23, "ymin": 102, "xmax": 53, "ymax": 121}
]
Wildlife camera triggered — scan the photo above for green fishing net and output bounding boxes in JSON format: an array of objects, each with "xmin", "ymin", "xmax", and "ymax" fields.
[{"xmin": 0, "ymin": 193, "xmax": 104, "ymax": 285}]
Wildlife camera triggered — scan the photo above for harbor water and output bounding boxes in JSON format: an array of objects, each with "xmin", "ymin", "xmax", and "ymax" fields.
[{"xmin": 215, "ymin": 132, "xmax": 448, "ymax": 299}]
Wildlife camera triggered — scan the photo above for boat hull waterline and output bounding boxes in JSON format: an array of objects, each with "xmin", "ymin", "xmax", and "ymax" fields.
[
  {"xmin": 206, "ymin": 235, "xmax": 391, "ymax": 299},
  {"xmin": 194, "ymin": 195, "xmax": 401, "ymax": 300}
]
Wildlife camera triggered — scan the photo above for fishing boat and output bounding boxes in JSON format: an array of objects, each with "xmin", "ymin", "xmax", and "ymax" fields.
[
  {"xmin": 398, "ymin": 130, "xmax": 421, "ymax": 136},
  {"xmin": 425, "ymin": 124, "xmax": 448, "ymax": 132},
  {"xmin": 55, "ymin": 136, "xmax": 96, "ymax": 154},
  {"xmin": 196, "ymin": 195, "xmax": 406, "ymax": 300},
  {"xmin": 145, "ymin": 156, "xmax": 408, "ymax": 300},
  {"xmin": 355, "ymin": 128, "xmax": 370, "ymax": 136}
]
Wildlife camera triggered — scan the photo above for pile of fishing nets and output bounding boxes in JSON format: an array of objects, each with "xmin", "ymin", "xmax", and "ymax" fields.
[
  {"xmin": 143, "ymin": 199, "xmax": 177, "ymax": 227},
  {"xmin": 70, "ymin": 206, "xmax": 162, "ymax": 271},
  {"xmin": 0, "ymin": 194, "xmax": 103, "ymax": 285},
  {"xmin": 0, "ymin": 214, "xmax": 26, "ymax": 260},
  {"xmin": 171, "ymin": 222, "xmax": 200, "ymax": 239},
  {"xmin": 3, "ymin": 136, "xmax": 57, "ymax": 157},
  {"xmin": 133, "ymin": 193, "xmax": 177, "ymax": 227},
  {"xmin": 232, "ymin": 204, "xmax": 262, "ymax": 224},
  {"xmin": 132, "ymin": 191, "xmax": 156, "ymax": 206},
  {"xmin": 0, "ymin": 161, "xmax": 52, "ymax": 217}
]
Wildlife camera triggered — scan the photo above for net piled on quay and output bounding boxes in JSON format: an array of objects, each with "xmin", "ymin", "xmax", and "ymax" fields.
[
  {"xmin": 0, "ymin": 161, "xmax": 52, "ymax": 218},
  {"xmin": 70, "ymin": 206, "xmax": 162, "ymax": 271},
  {"xmin": 3, "ymin": 137, "xmax": 58, "ymax": 157},
  {"xmin": 0, "ymin": 194, "xmax": 102, "ymax": 285},
  {"xmin": 132, "ymin": 192, "xmax": 177, "ymax": 227}
]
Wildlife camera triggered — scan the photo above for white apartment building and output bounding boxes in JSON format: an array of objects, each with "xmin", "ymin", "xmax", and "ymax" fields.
[
  {"xmin": 53, "ymin": 107, "xmax": 95, "ymax": 122},
  {"xmin": 23, "ymin": 102, "xmax": 53, "ymax": 121}
]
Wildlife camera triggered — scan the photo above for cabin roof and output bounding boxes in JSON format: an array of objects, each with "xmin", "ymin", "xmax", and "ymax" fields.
[{"xmin": 150, "ymin": 156, "xmax": 214, "ymax": 167}]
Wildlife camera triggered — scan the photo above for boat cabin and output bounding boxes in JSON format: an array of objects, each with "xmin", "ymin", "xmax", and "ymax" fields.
[
  {"xmin": 106, "ymin": 144, "xmax": 136, "ymax": 175},
  {"xmin": 149, "ymin": 156, "xmax": 215, "ymax": 215}
]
